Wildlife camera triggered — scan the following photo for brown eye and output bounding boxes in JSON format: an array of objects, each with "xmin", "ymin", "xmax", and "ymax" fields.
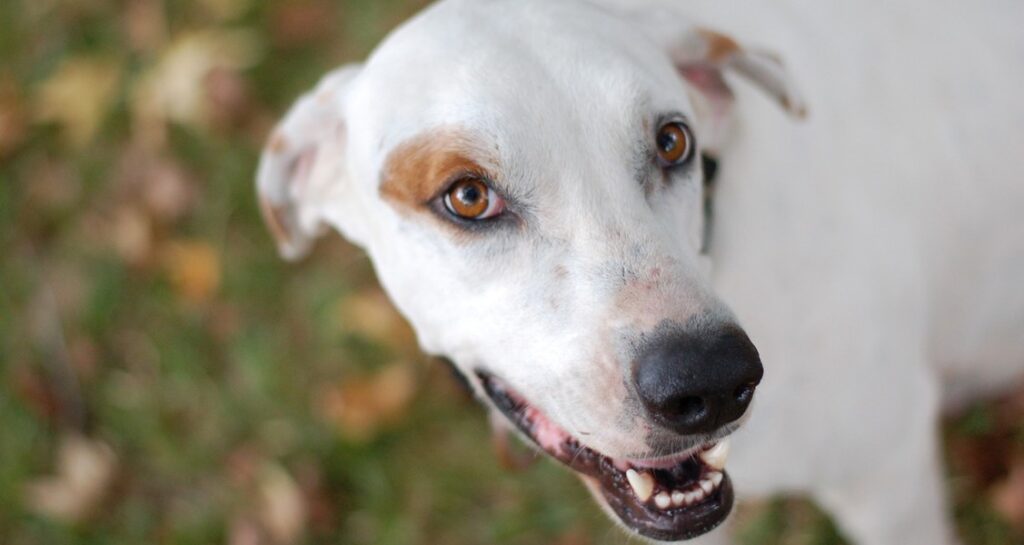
[
  {"xmin": 443, "ymin": 177, "xmax": 505, "ymax": 220},
  {"xmin": 655, "ymin": 122, "xmax": 694, "ymax": 166}
]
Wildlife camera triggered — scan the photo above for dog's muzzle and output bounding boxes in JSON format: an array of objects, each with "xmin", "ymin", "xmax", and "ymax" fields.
[{"xmin": 478, "ymin": 371, "xmax": 737, "ymax": 541}]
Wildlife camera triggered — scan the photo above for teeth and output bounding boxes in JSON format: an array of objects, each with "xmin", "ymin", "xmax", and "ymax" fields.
[
  {"xmin": 654, "ymin": 492, "xmax": 672, "ymax": 509},
  {"xmin": 700, "ymin": 440, "xmax": 730, "ymax": 470},
  {"xmin": 700, "ymin": 479, "xmax": 714, "ymax": 494},
  {"xmin": 626, "ymin": 469, "xmax": 655, "ymax": 502},
  {"xmin": 710, "ymin": 471, "xmax": 724, "ymax": 487},
  {"xmin": 687, "ymin": 490, "xmax": 703, "ymax": 503},
  {"xmin": 671, "ymin": 490, "xmax": 685, "ymax": 506}
]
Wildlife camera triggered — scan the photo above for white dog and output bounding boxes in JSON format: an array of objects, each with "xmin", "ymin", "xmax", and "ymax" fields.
[{"xmin": 256, "ymin": 0, "xmax": 1024, "ymax": 543}]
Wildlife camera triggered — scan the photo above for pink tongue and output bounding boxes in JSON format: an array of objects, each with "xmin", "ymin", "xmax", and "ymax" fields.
[{"xmin": 524, "ymin": 406, "xmax": 569, "ymax": 455}]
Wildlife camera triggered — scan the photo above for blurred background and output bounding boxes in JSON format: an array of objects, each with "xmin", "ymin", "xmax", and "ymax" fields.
[{"xmin": 2, "ymin": 0, "xmax": 1024, "ymax": 543}]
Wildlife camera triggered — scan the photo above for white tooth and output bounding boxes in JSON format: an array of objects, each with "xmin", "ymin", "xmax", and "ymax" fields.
[
  {"xmin": 710, "ymin": 471, "xmax": 724, "ymax": 487},
  {"xmin": 700, "ymin": 479, "xmax": 714, "ymax": 494},
  {"xmin": 700, "ymin": 440, "xmax": 730, "ymax": 470},
  {"xmin": 626, "ymin": 469, "xmax": 654, "ymax": 502},
  {"xmin": 671, "ymin": 490, "xmax": 686, "ymax": 506},
  {"xmin": 686, "ymin": 490, "xmax": 701, "ymax": 504},
  {"xmin": 654, "ymin": 492, "xmax": 672, "ymax": 509}
]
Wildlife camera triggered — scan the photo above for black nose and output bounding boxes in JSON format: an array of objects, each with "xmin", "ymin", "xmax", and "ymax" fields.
[{"xmin": 633, "ymin": 324, "xmax": 763, "ymax": 435}]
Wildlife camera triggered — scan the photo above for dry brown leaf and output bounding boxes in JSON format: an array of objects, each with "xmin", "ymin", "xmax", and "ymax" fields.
[
  {"xmin": 111, "ymin": 205, "xmax": 154, "ymax": 266},
  {"xmin": 0, "ymin": 79, "xmax": 27, "ymax": 157},
  {"xmin": 164, "ymin": 240, "xmax": 221, "ymax": 304},
  {"xmin": 122, "ymin": 0, "xmax": 167, "ymax": 53},
  {"xmin": 315, "ymin": 363, "xmax": 417, "ymax": 442},
  {"xmin": 991, "ymin": 460, "xmax": 1024, "ymax": 528},
  {"xmin": 34, "ymin": 57, "xmax": 121, "ymax": 148},
  {"xmin": 141, "ymin": 160, "xmax": 195, "ymax": 221},
  {"xmin": 204, "ymin": 65, "xmax": 251, "ymax": 128},
  {"xmin": 258, "ymin": 464, "xmax": 307, "ymax": 545},
  {"xmin": 334, "ymin": 289, "xmax": 417, "ymax": 352},
  {"xmin": 228, "ymin": 516, "xmax": 268, "ymax": 545},
  {"xmin": 270, "ymin": 0, "xmax": 337, "ymax": 48},
  {"xmin": 24, "ymin": 434, "xmax": 117, "ymax": 523}
]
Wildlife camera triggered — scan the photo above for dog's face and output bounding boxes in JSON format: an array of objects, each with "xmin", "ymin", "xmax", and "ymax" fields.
[{"xmin": 257, "ymin": 0, "xmax": 804, "ymax": 540}]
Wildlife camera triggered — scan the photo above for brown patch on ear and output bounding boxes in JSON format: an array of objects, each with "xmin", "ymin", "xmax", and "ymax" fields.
[
  {"xmin": 380, "ymin": 129, "xmax": 495, "ymax": 213},
  {"xmin": 268, "ymin": 132, "xmax": 288, "ymax": 154},
  {"xmin": 259, "ymin": 196, "xmax": 293, "ymax": 247},
  {"xmin": 696, "ymin": 28, "xmax": 741, "ymax": 62}
]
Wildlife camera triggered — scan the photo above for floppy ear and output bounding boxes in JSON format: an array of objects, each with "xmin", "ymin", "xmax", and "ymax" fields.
[
  {"xmin": 664, "ymin": 26, "xmax": 807, "ymax": 151},
  {"xmin": 256, "ymin": 64, "xmax": 362, "ymax": 261}
]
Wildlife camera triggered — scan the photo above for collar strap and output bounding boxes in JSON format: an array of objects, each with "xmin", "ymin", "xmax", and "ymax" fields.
[{"xmin": 700, "ymin": 153, "xmax": 720, "ymax": 255}]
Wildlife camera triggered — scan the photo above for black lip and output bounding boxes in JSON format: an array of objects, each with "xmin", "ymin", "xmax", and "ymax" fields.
[{"xmin": 477, "ymin": 371, "xmax": 734, "ymax": 541}]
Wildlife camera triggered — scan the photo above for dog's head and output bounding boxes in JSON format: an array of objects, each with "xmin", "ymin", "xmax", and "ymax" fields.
[{"xmin": 256, "ymin": 0, "xmax": 804, "ymax": 540}]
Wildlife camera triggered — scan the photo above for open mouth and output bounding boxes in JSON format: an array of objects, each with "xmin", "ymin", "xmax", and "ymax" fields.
[{"xmin": 478, "ymin": 372, "xmax": 734, "ymax": 542}]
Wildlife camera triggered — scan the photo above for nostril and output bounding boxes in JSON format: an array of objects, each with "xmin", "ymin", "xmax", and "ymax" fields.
[
  {"xmin": 733, "ymin": 383, "xmax": 757, "ymax": 405},
  {"xmin": 671, "ymin": 395, "xmax": 707, "ymax": 422}
]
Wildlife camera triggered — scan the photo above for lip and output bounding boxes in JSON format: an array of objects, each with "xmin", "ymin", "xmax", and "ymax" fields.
[{"xmin": 477, "ymin": 371, "xmax": 735, "ymax": 542}]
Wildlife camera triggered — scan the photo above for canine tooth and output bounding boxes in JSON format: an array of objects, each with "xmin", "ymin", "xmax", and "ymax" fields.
[
  {"xmin": 700, "ymin": 479, "xmax": 714, "ymax": 494},
  {"xmin": 671, "ymin": 490, "xmax": 686, "ymax": 506},
  {"xmin": 654, "ymin": 492, "xmax": 672, "ymax": 509},
  {"xmin": 700, "ymin": 440, "xmax": 730, "ymax": 470},
  {"xmin": 626, "ymin": 469, "xmax": 654, "ymax": 502},
  {"xmin": 710, "ymin": 471, "xmax": 724, "ymax": 487}
]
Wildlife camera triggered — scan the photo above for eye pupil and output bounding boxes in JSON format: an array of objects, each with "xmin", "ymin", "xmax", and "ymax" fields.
[
  {"xmin": 658, "ymin": 131, "xmax": 678, "ymax": 153},
  {"xmin": 458, "ymin": 184, "xmax": 481, "ymax": 204}
]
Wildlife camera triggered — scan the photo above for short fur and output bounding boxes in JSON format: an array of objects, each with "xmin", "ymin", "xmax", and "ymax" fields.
[{"xmin": 256, "ymin": 0, "xmax": 1024, "ymax": 543}]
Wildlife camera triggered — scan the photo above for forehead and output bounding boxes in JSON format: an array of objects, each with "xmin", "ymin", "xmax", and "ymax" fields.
[{"xmin": 346, "ymin": 0, "xmax": 692, "ymax": 167}]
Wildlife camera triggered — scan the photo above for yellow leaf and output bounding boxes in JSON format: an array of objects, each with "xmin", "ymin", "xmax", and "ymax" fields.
[
  {"xmin": 164, "ymin": 240, "xmax": 221, "ymax": 304},
  {"xmin": 34, "ymin": 57, "xmax": 121, "ymax": 148},
  {"xmin": 316, "ymin": 363, "xmax": 417, "ymax": 442},
  {"xmin": 258, "ymin": 464, "xmax": 307, "ymax": 545},
  {"xmin": 24, "ymin": 434, "xmax": 117, "ymax": 523},
  {"xmin": 334, "ymin": 288, "xmax": 417, "ymax": 352},
  {"xmin": 131, "ymin": 29, "xmax": 261, "ymax": 144}
]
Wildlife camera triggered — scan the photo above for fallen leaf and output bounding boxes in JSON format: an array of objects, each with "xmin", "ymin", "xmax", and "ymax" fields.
[
  {"xmin": 334, "ymin": 289, "xmax": 417, "ymax": 353},
  {"xmin": 111, "ymin": 205, "xmax": 154, "ymax": 266},
  {"xmin": 122, "ymin": 0, "xmax": 167, "ymax": 53},
  {"xmin": 34, "ymin": 56, "xmax": 121, "ymax": 148},
  {"xmin": 143, "ymin": 162, "xmax": 195, "ymax": 221},
  {"xmin": 228, "ymin": 516, "xmax": 268, "ymax": 545},
  {"xmin": 0, "ymin": 79, "xmax": 27, "ymax": 157},
  {"xmin": 270, "ymin": 0, "xmax": 337, "ymax": 48},
  {"xmin": 315, "ymin": 363, "xmax": 417, "ymax": 442},
  {"xmin": 24, "ymin": 434, "xmax": 118, "ymax": 523},
  {"xmin": 131, "ymin": 29, "xmax": 261, "ymax": 146},
  {"xmin": 164, "ymin": 240, "xmax": 221, "ymax": 304},
  {"xmin": 259, "ymin": 464, "xmax": 307, "ymax": 545},
  {"xmin": 991, "ymin": 460, "xmax": 1024, "ymax": 529},
  {"xmin": 204, "ymin": 65, "xmax": 251, "ymax": 129}
]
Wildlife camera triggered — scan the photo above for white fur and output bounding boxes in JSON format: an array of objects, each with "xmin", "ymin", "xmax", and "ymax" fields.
[{"xmin": 257, "ymin": 0, "xmax": 1024, "ymax": 543}]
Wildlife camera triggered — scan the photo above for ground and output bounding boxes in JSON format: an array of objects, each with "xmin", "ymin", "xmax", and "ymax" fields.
[{"xmin": 1, "ymin": 0, "xmax": 1022, "ymax": 543}]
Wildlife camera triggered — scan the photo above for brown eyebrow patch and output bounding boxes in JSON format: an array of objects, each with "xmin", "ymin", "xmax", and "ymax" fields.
[{"xmin": 380, "ymin": 128, "xmax": 496, "ymax": 214}]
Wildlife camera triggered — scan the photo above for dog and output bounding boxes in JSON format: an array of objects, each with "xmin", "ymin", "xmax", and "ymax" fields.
[{"xmin": 255, "ymin": 0, "xmax": 1024, "ymax": 542}]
